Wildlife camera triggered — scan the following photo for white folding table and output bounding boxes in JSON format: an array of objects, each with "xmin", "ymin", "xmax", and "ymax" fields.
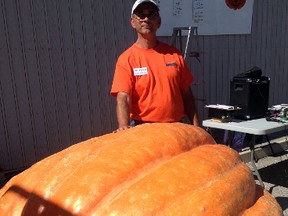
[{"xmin": 202, "ymin": 118, "xmax": 288, "ymax": 187}]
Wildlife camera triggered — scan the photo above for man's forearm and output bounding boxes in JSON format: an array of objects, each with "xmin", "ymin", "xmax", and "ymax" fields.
[
  {"xmin": 182, "ymin": 88, "xmax": 200, "ymax": 126},
  {"xmin": 116, "ymin": 92, "xmax": 131, "ymax": 128}
]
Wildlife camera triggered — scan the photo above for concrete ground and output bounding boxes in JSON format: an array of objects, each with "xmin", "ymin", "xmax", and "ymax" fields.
[{"xmin": 240, "ymin": 136, "xmax": 288, "ymax": 215}]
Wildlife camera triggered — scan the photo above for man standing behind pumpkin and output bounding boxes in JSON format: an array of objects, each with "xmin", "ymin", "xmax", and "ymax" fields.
[{"xmin": 111, "ymin": 0, "xmax": 199, "ymax": 132}]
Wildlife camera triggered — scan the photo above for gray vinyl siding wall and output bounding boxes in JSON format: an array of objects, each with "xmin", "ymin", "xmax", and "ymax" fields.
[{"xmin": 0, "ymin": 0, "xmax": 287, "ymax": 171}]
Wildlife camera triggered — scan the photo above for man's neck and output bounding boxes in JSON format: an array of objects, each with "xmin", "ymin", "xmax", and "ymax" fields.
[{"xmin": 135, "ymin": 35, "xmax": 158, "ymax": 49}]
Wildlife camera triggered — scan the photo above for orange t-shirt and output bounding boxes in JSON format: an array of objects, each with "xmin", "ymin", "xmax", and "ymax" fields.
[{"xmin": 111, "ymin": 41, "xmax": 194, "ymax": 122}]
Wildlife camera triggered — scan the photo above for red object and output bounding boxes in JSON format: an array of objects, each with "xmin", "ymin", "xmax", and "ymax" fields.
[{"xmin": 225, "ymin": 0, "xmax": 247, "ymax": 10}]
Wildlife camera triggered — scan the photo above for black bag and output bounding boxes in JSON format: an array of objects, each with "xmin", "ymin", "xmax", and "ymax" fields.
[{"xmin": 234, "ymin": 66, "xmax": 262, "ymax": 79}]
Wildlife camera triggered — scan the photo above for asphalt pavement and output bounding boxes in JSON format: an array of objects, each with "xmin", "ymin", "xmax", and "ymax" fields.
[{"xmin": 240, "ymin": 136, "xmax": 288, "ymax": 215}]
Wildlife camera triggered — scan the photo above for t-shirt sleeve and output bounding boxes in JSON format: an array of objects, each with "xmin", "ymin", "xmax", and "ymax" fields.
[{"xmin": 110, "ymin": 57, "xmax": 134, "ymax": 97}]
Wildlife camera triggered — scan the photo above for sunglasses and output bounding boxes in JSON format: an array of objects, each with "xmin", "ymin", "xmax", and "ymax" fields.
[{"xmin": 133, "ymin": 11, "xmax": 159, "ymax": 21}]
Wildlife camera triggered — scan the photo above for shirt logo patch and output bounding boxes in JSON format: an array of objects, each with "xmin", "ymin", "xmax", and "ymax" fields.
[
  {"xmin": 133, "ymin": 67, "xmax": 148, "ymax": 76},
  {"xmin": 166, "ymin": 62, "xmax": 177, "ymax": 67}
]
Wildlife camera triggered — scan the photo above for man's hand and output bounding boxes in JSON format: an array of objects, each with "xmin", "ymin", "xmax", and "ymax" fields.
[{"xmin": 113, "ymin": 125, "xmax": 133, "ymax": 133}]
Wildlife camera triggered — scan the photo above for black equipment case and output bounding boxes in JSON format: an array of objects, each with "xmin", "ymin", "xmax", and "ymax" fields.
[{"xmin": 230, "ymin": 67, "xmax": 270, "ymax": 120}]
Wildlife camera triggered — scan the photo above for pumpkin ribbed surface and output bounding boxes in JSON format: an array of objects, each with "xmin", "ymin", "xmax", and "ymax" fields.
[{"xmin": 0, "ymin": 123, "xmax": 283, "ymax": 215}]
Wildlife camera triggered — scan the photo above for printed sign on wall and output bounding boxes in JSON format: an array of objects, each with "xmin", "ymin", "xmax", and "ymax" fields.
[{"xmin": 157, "ymin": 0, "xmax": 254, "ymax": 36}]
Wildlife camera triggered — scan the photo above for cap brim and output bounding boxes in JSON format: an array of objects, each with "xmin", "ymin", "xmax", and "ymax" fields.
[{"xmin": 131, "ymin": 1, "xmax": 159, "ymax": 16}]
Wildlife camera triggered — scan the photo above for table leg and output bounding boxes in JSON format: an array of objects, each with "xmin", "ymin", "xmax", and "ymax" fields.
[
  {"xmin": 250, "ymin": 135, "xmax": 264, "ymax": 187},
  {"xmin": 265, "ymin": 135, "xmax": 275, "ymax": 156},
  {"xmin": 205, "ymin": 127, "xmax": 265, "ymax": 187}
]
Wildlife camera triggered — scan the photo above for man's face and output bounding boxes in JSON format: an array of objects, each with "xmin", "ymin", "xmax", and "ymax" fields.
[{"xmin": 130, "ymin": 3, "xmax": 161, "ymax": 35}]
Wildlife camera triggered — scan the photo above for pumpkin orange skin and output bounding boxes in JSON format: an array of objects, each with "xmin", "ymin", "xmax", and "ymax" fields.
[{"xmin": 0, "ymin": 123, "xmax": 283, "ymax": 215}]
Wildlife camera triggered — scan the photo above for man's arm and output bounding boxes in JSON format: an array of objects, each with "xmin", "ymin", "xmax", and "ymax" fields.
[
  {"xmin": 114, "ymin": 92, "xmax": 131, "ymax": 132},
  {"xmin": 181, "ymin": 87, "xmax": 200, "ymax": 126}
]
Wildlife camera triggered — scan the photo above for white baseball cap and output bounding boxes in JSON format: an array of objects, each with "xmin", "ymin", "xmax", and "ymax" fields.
[{"xmin": 131, "ymin": 0, "xmax": 159, "ymax": 16}]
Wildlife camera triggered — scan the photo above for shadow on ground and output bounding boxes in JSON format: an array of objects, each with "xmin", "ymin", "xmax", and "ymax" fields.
[{"xmin": 258, "ymin": 157, "xmax": 288, "ymax": 213}]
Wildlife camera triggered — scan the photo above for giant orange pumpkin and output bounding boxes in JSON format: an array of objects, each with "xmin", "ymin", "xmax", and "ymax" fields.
[{"xmin": 0, "ymin": 123, "xmax": 283, "ymax": 215}]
